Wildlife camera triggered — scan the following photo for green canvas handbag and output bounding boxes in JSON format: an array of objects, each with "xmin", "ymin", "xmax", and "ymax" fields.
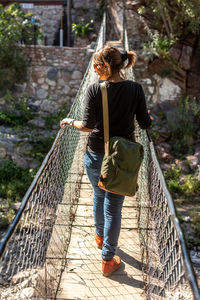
[{"xmin": 98, "ymin": 82, "xmax": 144, "ymax": 196}]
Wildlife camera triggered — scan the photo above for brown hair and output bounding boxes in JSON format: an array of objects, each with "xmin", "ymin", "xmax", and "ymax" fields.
[{"xmin": 93, "ymin": 44, "xmax": 137, "ymax": 79}]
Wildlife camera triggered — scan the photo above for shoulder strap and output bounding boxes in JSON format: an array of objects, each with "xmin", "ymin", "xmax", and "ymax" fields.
[{"xmin": 100, "ymin": 82, "xmax": 109, "ymax": 156}]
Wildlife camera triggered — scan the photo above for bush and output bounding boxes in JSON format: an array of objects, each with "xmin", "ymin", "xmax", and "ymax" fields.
[
  {"xmin": 143, "ymin": 32, "xmax": 175, "ymax": 61},
  {"xmin": 0, "ymin": 207, "xmax": 15, "ymax": 229},
  {"xmin": 29, "ymin": 137, "xmax": 55, "ymax": 163},
  {"xmin": 0, "ymin": 93, "xmax": 34, "ymax": 126},
  {"xmin": 167, "ymin": 97, "xmax": 200, "ymax": 156},
  {"xmin": 165, "ymin": 166, "xmax": 200, "ymax": 197},
  {"xmin": 72, "ymin": 20, "xmax": 93, "ymax": 38},
  {"xmin": 0, "ymin": 159, "xmax": 36, "ymax": 202}
]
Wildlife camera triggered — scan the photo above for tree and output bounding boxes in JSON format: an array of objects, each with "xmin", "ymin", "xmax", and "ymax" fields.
[
  {"xmin": 144, "ymin": 0, "xmax": 200, "ymax": 39},
  {"xmin": 0, "ymin": 3, "xmax": 42, "ymax": 92}
]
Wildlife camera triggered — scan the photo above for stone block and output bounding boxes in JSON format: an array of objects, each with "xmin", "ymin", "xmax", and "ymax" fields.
[
  {"xmin": 63, "ymin": 86, "xmax": 70, "ymax": 95},
  {"xmin": 180, "ymin": 45, "xmax": 193, "ymax": 71},
  {"xmin": 159, "ymin": 78, "xmax": 181, "ymax": 102},
  {"xmin": 46, "ymin": 78, "xmax": 56, "ymax": 86},
  {"xmin": 72, "ymin": 70, "xmax": 83, "ymax": 80},
  {"xmin": 41, "ymin": 83, "xmax": 49, "ymax": 90},
  {"xmin": 141, "ymin": 78, "xmax": 152, "ymax": 84},
  {"xmin": 40, "ymin": 99, "xmax": 60, "ymax": 113},
  {"xmin": 148, "ymin": 86, "xmax": 154, "ymax": 94},
  {"xmin": 0, "ymin": 97, "xmax": 5, "ymax": 105},
  {"xmin": 28, "ymin": 117, "xmax": 46, "ymax": 128},
  {"xmin": 11, "ymin": 154, "xmax": 29, "ymax": 169},
  {"xmin": 0, "ymin": 147, "xmax": 6, "ymax": 158},
  {"xmin": 47, "ymin": 68, "xmax": 58, "ymax": 81},
  {"xmin": 38, "ymin": 78, "xmax": 44, "ymax": 84},
  {"xmin": 58, "ymin": 78, "xmax": 66, "ymax": 86},
  {"xmin": 36, "ymin": 88, "xmax": 48, "ymax": 99},
  {"xmin": 168, "ymin": 45, "xmax": 182, "ymax": 61},
  {"xmin": 20, "ymin": 287, "xmax": 35, "ymax": 299}
]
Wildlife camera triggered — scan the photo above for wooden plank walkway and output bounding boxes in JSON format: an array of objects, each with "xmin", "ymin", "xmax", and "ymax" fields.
[{"xmin": 56, "ymin": 174, "xmax": 146, "ymax": 300}]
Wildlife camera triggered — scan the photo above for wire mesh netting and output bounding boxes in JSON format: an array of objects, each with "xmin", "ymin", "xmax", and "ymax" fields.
[
  {"xmin": 124, "ymin": 25, "xmax": 199, "ymax": 300},
  {"xmin": 0, "ymin": 14, "xmax": 106, "ymax": 300},
  {"xmin": 0, "ymin": 9, "xmax": 199, "ymax": 300}
]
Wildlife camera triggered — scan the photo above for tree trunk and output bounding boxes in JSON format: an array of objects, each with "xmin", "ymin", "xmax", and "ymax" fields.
[{"xmin": 155, "ymin": 0, "xmax": 171, "ymax": 37}]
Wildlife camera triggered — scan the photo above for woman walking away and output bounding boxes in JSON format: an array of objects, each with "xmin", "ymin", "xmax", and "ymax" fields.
[{"xmin": 60, "ymin": 45, "xmax": 152, "ymax": 277}]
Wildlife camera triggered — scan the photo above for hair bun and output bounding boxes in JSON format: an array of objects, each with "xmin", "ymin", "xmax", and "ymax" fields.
[{"xmin": 121, "ymin": 51, "xmax": 128, "ymax": 61}]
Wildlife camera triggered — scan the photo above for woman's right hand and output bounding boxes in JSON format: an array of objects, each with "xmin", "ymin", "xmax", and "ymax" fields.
[{"xmin": 148, "ymin": 110, "xmax": 154, "ymax": 121}]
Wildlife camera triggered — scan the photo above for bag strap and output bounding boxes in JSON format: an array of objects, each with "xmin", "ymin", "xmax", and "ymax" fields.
[{"xmin": 100, "ymin": 82, "xmax": 109, "ymax": 156}]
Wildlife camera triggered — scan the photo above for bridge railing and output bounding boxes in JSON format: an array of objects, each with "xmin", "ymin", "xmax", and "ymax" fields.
[
  {"xmin": 0, "ymin": 13, "xmax": 106, "ymax": 300},
  {"xmin": 123, "ymin": 24, "xmax": 200, "ymax": 300}
]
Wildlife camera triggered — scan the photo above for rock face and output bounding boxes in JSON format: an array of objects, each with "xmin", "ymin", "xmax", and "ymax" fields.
[
  {"xmin": 126, "ymin": 5, "xmax": 200, "ymax": 98},
  {"xmin": 158, "ymin": 77, "xmax": 181, "ymax": 102},
  {"xmin": 0, "ymin": 268, "xmax": 46, "ymax": 300}
]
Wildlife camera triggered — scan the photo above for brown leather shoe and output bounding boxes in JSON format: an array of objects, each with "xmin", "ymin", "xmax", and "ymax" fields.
[
  {"xmin": 102, "ymin": 256, "xmax": 121, "ymax": 277},
  {"xmin": 94, "ymin": 232, "xmax": 103, "ymax": 249}
]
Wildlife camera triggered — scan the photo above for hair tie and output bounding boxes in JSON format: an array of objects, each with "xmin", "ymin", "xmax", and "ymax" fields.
[{"xmin": 121, "ymin": 51, "xmax": 128, "ymax": 62}]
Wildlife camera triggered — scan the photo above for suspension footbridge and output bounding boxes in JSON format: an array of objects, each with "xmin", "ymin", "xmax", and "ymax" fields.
[{"xmin": 0, "ymin": 12, "xmax": 199, "ymax": 300}]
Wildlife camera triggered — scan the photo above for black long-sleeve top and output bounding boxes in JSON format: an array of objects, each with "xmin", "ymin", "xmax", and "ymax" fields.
[{"xmin": 82, "ymin": 80, "xmax": 152, "ymax": 153}]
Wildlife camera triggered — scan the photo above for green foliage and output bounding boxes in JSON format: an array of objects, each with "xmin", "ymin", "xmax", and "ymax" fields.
[
  {"xmin": 160, "ymin": 66, "xmax": 174, "ymax": 78},
  {"xmin": 168, "ymin": 180, "xmax": 182, "ymax": 194},
  {"xmin": 143, "ymin": 32, "xmax": 175, "ymax": 61},
  {"xmin": 167, "ymin": 97, "xmax": 200, "ymax": 156},
  {"xmin": 0, "ymin": 93, "xmax": 33, "ymax": 126},
  {"xmin": 0, "ymin": 159, "xmax": 37, "ymax": 229},
  {"xmin": 0, "ymin": 159, "xmax": 36, "ymax": 202},
  {"xmin": 165, "ymin": 166, "xmax": 200, "ymax": 197},
  {"xmin": 144, "ymin": 0, "xmax": 200, "ymax": 38},
  {"xmin": 164, "ymin": 166, "xmax": 182, "ymax": 193},
  {"xmin": 43, "ymin": 103, "xmax": 70, "ymax": 129},
  {"xmin": 165, "ymin": 166, "xmax": 181, "ymax": 181},
  {"xmin": 183, "ymin": 175, "xmax": 200, "ymax": 193},
  {"xmin": 0, "ymin": 206, "xmax": 15, "ymax": 229},
  {"xmin": 170, "ymin": 0, "xmax": 200, "ymax": 37},
  {"xmin": 29, "ymin": 137, "xmax": 55, "ymax": 163},
  {"xmin": 151, "ymin": 130, "xmax": 159, "ymax": 141},
  {"xmin": 0, "ymin": 3, "xmax": 42, "ymax": 91},
  {"xmin": 72, "ymin": 20, "xmax": 93, "ymax": 38},
  {"xmin": 191, "ymin": 211, "xmax": 200, "ymax": 235},
  {"xmin": 0, "ymin": 136, "xmax": 55, "ymax": 229},
  {"xmin": 138, "ymin": 6, "xmax": 146, "ymax": 15},
  {"xmin": 184, "ymin": 210, "xmax": 200, "ymax": 248}
]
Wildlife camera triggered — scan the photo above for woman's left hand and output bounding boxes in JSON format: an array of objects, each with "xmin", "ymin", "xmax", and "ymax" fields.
[{"xmin": 60, "ymin": 118, "xmax": 73, "ymax": 128}]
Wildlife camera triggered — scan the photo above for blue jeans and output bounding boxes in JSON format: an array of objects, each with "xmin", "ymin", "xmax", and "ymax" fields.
[{"xmin": 84, "ymin": 150, "xmax": 124, "ymax": 261}]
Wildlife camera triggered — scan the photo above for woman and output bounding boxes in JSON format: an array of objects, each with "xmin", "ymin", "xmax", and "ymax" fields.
[{"xmin": 60, "ymin": 45, "xmax": 152, "ymax": 277}]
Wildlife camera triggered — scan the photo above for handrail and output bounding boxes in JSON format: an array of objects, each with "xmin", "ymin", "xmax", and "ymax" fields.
[
  {"xmin": 0, "ymin": 12, "xmax": 106, "ymax": 262},
  {"xmin": 150, "ymin": 140, "xmax": 200, "ymax": 299},
  {"xmin": 0, "ymin": 12, "xmax": 106, "ymax": 300},
  {"xmin": 123, "ymin": 11, "xmax": 200, "ymax": 298}
]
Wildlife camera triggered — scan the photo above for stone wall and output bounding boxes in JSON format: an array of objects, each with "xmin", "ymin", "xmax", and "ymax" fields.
[
  {"xmin": 0, "ymin": 44, "xmax": 93, "ymax": 169},
  {"xmin": 22, "ymin": 0, "xmax": 99, "ymax": 46},
  {"xmin": 23, "ymin": 45, "xmax": 93, "ymax": 104},
  {"xmin": 23, "ymin": 5, "xmax": 62, "ymax": 46}
]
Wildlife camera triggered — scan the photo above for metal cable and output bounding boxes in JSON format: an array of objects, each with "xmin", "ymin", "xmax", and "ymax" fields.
[
  {"xmin": 0, "ymin": 13, "xmax": 106, "ymax": 300},
  {"xmin": 123, "ymin": 25, "xmax": 200, "ymax": 300}
]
